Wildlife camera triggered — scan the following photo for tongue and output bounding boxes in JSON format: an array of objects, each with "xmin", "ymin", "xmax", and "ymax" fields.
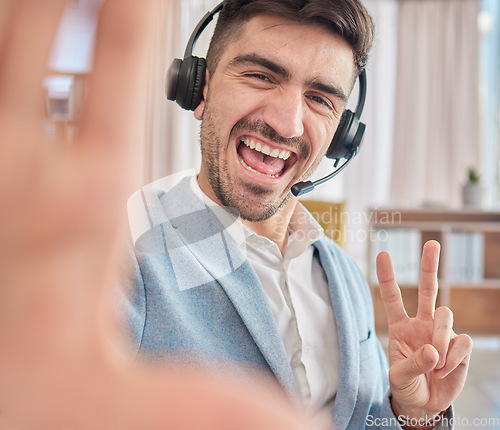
[{"xmin": 238, "ymin": 144, "xmax": 286, "ymax": 176}]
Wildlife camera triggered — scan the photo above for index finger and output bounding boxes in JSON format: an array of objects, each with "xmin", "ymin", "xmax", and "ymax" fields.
[
  {"xmin": 376, "ymin": 251, "xmax": 408, "ymax": 325},
  {"xmin": 416, "ymin": 240, "xmax": 440, "ymax": 319},
  {"xmin": 79, "ymin": 0, "xmax": 156, "ymax": 149}
]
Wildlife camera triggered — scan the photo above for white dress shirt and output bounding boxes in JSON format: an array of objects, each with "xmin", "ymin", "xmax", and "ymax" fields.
[{"xmin": 191, "ymin": 177, "xmax": 340, "ymax": 410}]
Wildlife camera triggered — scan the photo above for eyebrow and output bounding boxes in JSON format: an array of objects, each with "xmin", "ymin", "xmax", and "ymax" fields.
[
  {"xmin": 229, "ymin": 53, "xmax": 348, "ymax": 103},
  {"xmin": 307, "ymin": 79, "xmax": 348, "ymax": 103},
  {"xmin": 229, "ymin": 53, "xmax": 291, "ymax": 79}
]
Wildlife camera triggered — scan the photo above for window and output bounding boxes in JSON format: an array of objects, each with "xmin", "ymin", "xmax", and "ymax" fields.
[{"xmin": 480, "ymin": 0, "xmax": 500, "ymax": 207}]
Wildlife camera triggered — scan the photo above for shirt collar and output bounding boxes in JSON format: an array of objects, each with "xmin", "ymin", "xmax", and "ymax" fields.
[
  {"xmin": 190, "ymin": 176, "xmax": 324, "ymax": 258},
  {"xmin": 284, "ymin": 202, "xmax": 324, "ymax": 259}
]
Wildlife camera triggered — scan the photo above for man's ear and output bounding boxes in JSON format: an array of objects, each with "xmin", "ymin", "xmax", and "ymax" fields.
[{"xmin": 194, "ymin": 69, "xmax": 210, "ymax": 120}]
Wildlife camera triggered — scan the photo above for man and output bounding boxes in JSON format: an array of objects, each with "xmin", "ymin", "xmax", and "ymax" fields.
[{"xmin": 125, "ymin": 1, "xmax": 473, "ymax": 429}]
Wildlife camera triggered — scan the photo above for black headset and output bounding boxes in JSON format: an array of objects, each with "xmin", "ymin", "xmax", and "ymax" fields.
[{"xmin": 166, "ymin": 2, "xmax": 367, "ymax": 196}]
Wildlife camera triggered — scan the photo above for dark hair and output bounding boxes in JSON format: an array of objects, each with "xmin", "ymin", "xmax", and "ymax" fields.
[{"xmin": 206, "ymin": 0, "xmax": 375, "ymax": 77}]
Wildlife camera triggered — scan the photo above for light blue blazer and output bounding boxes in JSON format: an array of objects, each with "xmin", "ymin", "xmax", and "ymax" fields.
[{"xmin": 124, "ymin": 177, "xmax": 444, "ymax": 429}]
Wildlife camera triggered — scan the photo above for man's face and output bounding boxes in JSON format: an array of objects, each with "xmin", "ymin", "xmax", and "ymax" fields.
[{"xmin": 195, "ymin": 15, "xmax": 355, "ymax": 221}]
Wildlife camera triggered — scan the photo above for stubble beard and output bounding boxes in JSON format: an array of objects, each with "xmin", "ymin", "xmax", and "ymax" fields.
[{"xmin": 199, "ymin": 112, "xmax": 298, "ymax": 222}]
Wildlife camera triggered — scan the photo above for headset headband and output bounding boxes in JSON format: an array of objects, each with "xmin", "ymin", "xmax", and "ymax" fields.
[{"xmin": 183, "ymin": 3, "xmax": 223, "ymax": 59}]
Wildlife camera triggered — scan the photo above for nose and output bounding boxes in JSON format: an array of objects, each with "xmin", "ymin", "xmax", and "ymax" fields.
[{"xmin": 262, "ymin": 88, "xmax": 305, "ymax": 139}]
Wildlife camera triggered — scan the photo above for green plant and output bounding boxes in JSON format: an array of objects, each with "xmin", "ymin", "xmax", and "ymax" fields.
[{"xmin": 468, "ymin": 168, "xmax": 480, "ymax": 184}]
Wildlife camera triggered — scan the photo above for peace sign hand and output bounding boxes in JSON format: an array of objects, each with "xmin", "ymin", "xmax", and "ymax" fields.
[{"xmin": 376, "ymin": 240, "xmax": 473, "ymax": 422}]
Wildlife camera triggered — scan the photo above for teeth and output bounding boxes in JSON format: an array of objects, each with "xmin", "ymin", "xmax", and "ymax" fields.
[
  {"xmin": 239, "ymin": 154, "xmax": 281, "ymax": 178},
  {"xmin": 280, "ymin": 150, "xmax": 291, "ymax": 160},
  {"xmin": 241, "ymin": 137, "xmax": 292, "ymax": 160}
]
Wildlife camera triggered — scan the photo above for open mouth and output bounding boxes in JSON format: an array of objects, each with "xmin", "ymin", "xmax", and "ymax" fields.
[{"xmin": 236, "ymin": 136, "xmax": 297, "ymax": 179}]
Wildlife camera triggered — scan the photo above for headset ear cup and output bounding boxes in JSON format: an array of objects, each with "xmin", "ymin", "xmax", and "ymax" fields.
[
  {"xmin": 179, "ymin": 56, "xmax": 197, "ymax": 110},
  {"xmin": 166, "ymin": 58, "xmax": 182, "ymax": 102},
  {"xmin": 188, "ymin": 57, "xmax": 207, "ymax": 111},
  {"xmin": 166, "ymin": 56, "xmax": 207, "ymax": 111},
  {"xmin": 327, "ymin": 110, "xmax": 354, "ymax": 159}
]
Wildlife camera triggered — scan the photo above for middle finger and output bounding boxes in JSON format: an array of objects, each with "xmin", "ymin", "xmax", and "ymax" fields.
[{"xmin": 416, "ymin": 240, "xmax": 440, "ymax": 319}]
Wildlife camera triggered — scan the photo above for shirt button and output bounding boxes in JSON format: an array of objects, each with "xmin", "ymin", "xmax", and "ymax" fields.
[{"xmin": 303, "ymin": 344, "xmax": 309, "ymax": 354}]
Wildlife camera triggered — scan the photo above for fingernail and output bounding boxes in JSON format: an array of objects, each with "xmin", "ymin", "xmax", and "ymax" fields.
[
  {"xmin": 423, "ymin": 347, "xmax": 433, "ymax": 364},
  {"xmin": 437, "ymin": 354, "xmax": 444, "ymax": 368}
]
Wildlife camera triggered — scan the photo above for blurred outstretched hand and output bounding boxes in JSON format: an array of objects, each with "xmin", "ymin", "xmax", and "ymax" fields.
[{"xmin": 0, "ymin": 1, "xmax": 326, "ymax": 429}]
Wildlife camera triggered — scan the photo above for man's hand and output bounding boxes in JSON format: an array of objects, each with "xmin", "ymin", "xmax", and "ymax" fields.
[
  {"xmin": 376, "ymin": 240, "xmax": 473, "ymax": 421},
  {"xmin": 0, "ymin": 1, "xmax": 325, "ymax": 429}
]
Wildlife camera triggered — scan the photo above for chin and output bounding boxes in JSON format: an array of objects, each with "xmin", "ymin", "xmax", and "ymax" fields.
[{"xmin": 229, "ymin": 187, "xmax": 292, "ymax": 222}]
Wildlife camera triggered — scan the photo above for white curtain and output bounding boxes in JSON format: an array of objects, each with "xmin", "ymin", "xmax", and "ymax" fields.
[
  {"xmin": 343, "ymin": 0, "xmax": 399, "ymax": 267},
  {"xmin": 391, "ymin": 0, "xmax": 481, "ymax": 208},
  {"xmin": 344, "ymin": 0, "xmax": 481, "ymax": 268}
]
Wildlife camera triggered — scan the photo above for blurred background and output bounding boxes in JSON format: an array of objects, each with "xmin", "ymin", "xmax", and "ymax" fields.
[{"xmin": 43, "ymin": 1, "xmax": 499, "ymax": 427}]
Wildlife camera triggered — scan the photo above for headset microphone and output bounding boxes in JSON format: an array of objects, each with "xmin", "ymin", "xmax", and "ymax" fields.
[
  {"xmin": 166, "ymin": 2, "xmax": 368, "ymax": 197},
  {"xmin": 291, "ymin": 145, "xmax": 362, "ymax": 196}
]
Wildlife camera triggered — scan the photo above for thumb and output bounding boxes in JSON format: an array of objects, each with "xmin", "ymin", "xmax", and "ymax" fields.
[{"xmin": 390, "ymin": 345, "xmax": 439, "ymax": 388}]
